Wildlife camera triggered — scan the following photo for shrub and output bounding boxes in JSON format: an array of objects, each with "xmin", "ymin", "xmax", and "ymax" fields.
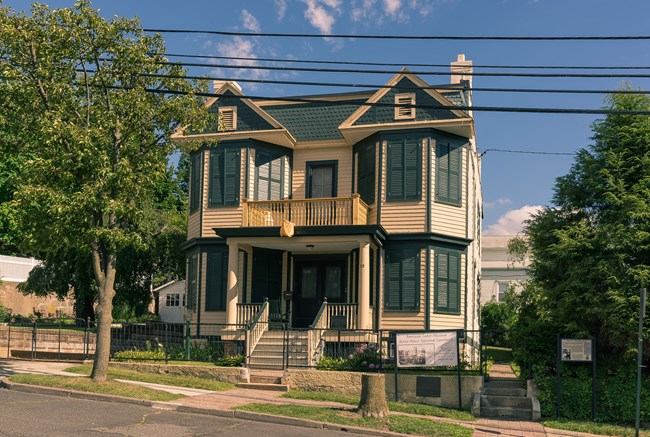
[
  {"xmin": 0, "ymin": 302, "xmax": 10, "ymax": 323},
  {"xmin": 113, "ymin": 349, "xmax": 166, "ymax": 361},
  {"xmin": 317, "ymin": 343, "xmax": 381, "ymax": 371}
]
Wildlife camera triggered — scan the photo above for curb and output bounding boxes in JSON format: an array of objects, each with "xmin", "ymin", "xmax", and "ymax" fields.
[{"xmin": 0, "ymin": 379, "xmax": 416, "ymax": 437}]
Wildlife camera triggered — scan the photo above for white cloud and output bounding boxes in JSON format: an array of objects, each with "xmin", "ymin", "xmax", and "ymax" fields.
[
  {"xmin": 483, "ymin": 197, "xmax": 512, "ymax": 209},
  {"xmin": 484, "ymin": 205, "xmax": 543, "ymax": 236},
  {"xmin": 322, "ymin": 0, "xmax": 342, "ymax": 9},
  {"xmin": 383, "ymin": 0, "xmax": 402, "ymax": 16},
  {"xmin": 302, "ymin": 0, "xmax": 337, "ymax": 34},
  {"xmin": 274, "ymin": 0, "xmax": 288, "ymax": 20},
  {"xmin": 241, "ymin": 9, "xmax": 261, "ymax": 33},
  {"xmin": 210, "ymin": 36, "xmax": 269, "ymax": 90},
  {"xmin": 351, "ymin": 0, "xmax": 379, "ymax": 23}
]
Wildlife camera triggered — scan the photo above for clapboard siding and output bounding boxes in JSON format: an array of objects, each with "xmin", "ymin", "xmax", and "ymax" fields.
[
  {"xmin": 429, "ymin": 247, "xmax": 466, "ymax": 330},
  {"xmin": 380, "ymin": 248, "xmax": 426, "ymax": 330},
  {"xmin": 291, "ymin": 145, "xmax": 352, "ymax": 199},
  {"xmin": 188, "ymin": 211, "xmax": 201, "ymax": 239},
  {"xmin": 429, "ymin": 142, "xmax": 467, "ymax": 238},
  {"xmin": 379, "ymin": 139, "xmax": 427, "ymax": 233}
]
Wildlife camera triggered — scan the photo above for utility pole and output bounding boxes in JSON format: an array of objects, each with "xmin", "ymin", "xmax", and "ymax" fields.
[{"xmin": 635, "ymin": 288, "xmax": 646, "ymax": 437}]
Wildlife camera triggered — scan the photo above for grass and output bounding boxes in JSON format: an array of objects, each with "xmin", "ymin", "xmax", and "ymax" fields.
[
  {"xmin": 234, "ymin": 403, "xmax": 472, "ymax": 437},
  {"xmin": 8, "ymin": 374, "xmax": 183, "ymax": 402},
  {"xmin": 109, "ymin": 360, "xmax": 220, "ymax": 367},
  {"xmin": 281, "ymin": 390, "xmax": 476, "ymax": 421},
  {"xmin": 482, "ymin": 345, "xmax": 513, "ymax": 362},
  {"xmin": 541, "ymin": 419, "xmax": 650, "ymax": 437},
  {"xmin": 65, "ymin": 364, "xmax": 234, "ymax": 391}
]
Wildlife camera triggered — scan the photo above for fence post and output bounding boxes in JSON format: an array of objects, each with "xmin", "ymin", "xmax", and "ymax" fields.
[
  {"xmin": 84, "ymin": 317, "xmax": 90, "ymax": 360},
  {"xmin": 184, "ymin": 320, "xmax": 191, "ymax": 361},
  {"xmin": 58, "ymin": 320, "xmax": 62, "ymax": 361},
  {"xmin": 165, "ymin": 323, "xmax": 169, "ymax": 364},
  {"xmin": 6, "ymin": 313, "xmax": 12, "ymax": 358},
  {"xmin": 31, "ymin": 321, "xmax": 36, "ymax": 360}
]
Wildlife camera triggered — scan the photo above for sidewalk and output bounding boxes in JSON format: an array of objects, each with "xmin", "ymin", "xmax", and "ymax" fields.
[{"xmin": 0, "ymin": 358, "xmax": 595, "ymax": 437}]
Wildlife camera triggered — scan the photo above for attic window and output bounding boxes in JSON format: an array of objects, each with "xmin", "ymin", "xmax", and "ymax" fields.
[
  {"xmin": 394, "ymin": 93, "xmax": 416, "ymax": 120},
  {"xmin": 219, "ymin": 106, "xmax": 237, "ymax": 131}
]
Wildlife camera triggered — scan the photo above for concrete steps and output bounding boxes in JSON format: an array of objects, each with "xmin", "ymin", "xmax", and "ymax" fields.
[
  {"xmin": 480, "ymin": 378, "xmax": 533, "ymax": 420},
  {"xmin": 248, "ymin": 330, "xmax": 309, "ymax": 370}
]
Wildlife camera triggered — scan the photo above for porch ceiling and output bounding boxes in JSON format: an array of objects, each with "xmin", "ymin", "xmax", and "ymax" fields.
[{"xmin": 228, "ymin": 235, "xmax": 372, "ymax": 253}]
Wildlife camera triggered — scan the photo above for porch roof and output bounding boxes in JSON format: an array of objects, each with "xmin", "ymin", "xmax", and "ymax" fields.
[{"xmin": 212, "ymin": 224, "xmax": 387, "ymax": 241}]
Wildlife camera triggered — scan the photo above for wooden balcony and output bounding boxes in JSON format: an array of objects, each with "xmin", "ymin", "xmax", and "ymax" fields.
[{"xmin": 242, "ymin": 194, "xmax": 369, "ymax": 227}]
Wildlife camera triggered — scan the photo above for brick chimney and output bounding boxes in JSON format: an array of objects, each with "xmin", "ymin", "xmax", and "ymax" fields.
[{"xmin": 450, "ymin": 54, "xmax": 473, "ymax": 86}]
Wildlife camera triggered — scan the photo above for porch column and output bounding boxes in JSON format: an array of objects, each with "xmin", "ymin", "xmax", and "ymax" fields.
[
  {"xmin": 358, "ymin": 242, "xmax": 370, "ymax": 330},
  {"xmin": 225, "ymin": 242, "xmax": 239, "ymax": 326}
]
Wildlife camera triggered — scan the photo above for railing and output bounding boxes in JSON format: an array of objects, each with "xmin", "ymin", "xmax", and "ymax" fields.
[
  {"xmin": 327, "ymin": 304, "xmax": 358, "ymax": 330},
  {"xmin": 242, "ymin": 194, "xmax": 370, "ymax": 227},
  {"xmin": 237, "ymin": 303, "xmax": 262, "ymax": 326},
  {"xmin": 307, "ymin": 299, "xmax": 329, "ymax": 366},
  {"xmin": 245, "ymin": 300, "xmax": 269, "ymax": 365}
]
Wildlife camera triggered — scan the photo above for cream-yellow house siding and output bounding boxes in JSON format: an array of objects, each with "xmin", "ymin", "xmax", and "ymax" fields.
[
  {"xmin": 201, "ymin": 146, "xmax": 245, "ymax": 235},
  {"xmin": 379, "ymin": 139, "xmax": 427, "ymax": 233},
  {"xmin": 291, "ymin": 144, "xmax": 352, "ymax": 199},
  {"xmin": 429, "ymin": 141, "xmax": 468, "ymax": 238},
  {"xmin": 380, "ymin": 248, "xmax": 426, "ymax": 330},
  {"xmin": 188, "ymin": 211, "xmax": 201, "ymax": 239},
  {"xmin": 429, "ymin": 247, "xmax": 466, "ymax": 330}
]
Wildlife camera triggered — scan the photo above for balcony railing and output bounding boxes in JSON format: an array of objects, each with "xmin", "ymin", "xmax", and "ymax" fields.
[{"xmin": 242, "ymin": 194, "xmax": 369, "ymax": 227}]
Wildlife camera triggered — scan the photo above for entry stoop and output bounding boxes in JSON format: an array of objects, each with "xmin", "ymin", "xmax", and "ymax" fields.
[
  {"xmin": 237, "ymin": 369, "xmax": 289, "ymax": 392},
  {"xmin": 479, "ymin": 379, "xmax": 533, "ymax": 420}
]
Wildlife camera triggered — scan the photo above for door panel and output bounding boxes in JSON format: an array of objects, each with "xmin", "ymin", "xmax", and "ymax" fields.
[
  {"xmin": 251, "ymin": 248, "xmax": 283, "ymax": 303},
  {"xmin": 307, "ymin": 162, "xmax": 337, "ymax": 198},
  {"xmin": 293, "ymin": 258, "xmax": 346, "ymax": 328}
]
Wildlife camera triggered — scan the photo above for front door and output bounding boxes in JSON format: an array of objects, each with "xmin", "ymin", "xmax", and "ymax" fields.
[
  {"xmin": 293, "ymin": 258, "xmax": 345, "ymax": 328},
  {"xmin": 251, "ymin": 248, "xmax": 283, "ymax": 302},
  {"xmin": 307, "ymin": 161, "xmax": 337, "ymax": 198}
]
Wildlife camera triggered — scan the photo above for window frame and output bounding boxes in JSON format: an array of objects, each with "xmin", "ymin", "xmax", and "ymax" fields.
[
  {"xmin": 186, "ymin": 253, "xmax": 199, "ymax": 311},
  {"xmin": 356, "ymin": 143, "xmax": 376, "ymax": 205},
  {"xmin": 434, "ymin": 249, "xmax": 461, "ymax": 314},
  {"xmin": 218, "ymin": 106, "xmax": 237, "ymax": 131},
  {"xmin": 384, "ymin": 247, "xmax": 420, "ymax": 312},
  {"xmin": 386, "ymin": 138, "xmax": 422, "ymax": 201},
  {"xmin": 394, "ymin": 93, "xmax": 416, "ymax": 120},
  {"xmin": 205, "ymin": 247, "xmax": 229, "ymax": 312},
  {"xmin": 208, "ymin": 146, "xmax": 241, "ymax": 207},
  {"xmin": 435, "ymin": 139, "xmax": 463, "ymax": 206},
  {"xmin": 306, "ymin": 160, "xmax": 338, "ymax": 199},
  {"xmin": 254, "ymin": 150, "xmax": 285, "ymax": 201}
]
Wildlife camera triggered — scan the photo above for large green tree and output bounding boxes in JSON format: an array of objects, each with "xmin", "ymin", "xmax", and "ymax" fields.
[
  {"xmin": 514, "ymin": 90, "xmax": 650, "ymax": 368},
  {"xmin": 0, "ymin": 2, "xmax": 210, "ymax": 379}
]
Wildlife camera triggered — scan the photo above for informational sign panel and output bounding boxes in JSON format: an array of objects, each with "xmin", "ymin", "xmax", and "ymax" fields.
[
  {"xmin": 395, "ymin": 331, "xmax": 458, "ymax": 368},
  {"xmin": 561, "ymin": 338, "xmax": 593, "ymax": 362}
]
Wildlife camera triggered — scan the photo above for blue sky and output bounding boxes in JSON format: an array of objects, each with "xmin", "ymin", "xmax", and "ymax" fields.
[{"xmin": 6, "ymin": 0, "xmax": 650, "ymax": 234}]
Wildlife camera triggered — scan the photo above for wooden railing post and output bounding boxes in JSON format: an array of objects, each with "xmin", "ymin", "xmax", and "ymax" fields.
[
  {"xmin": 242, "ymin": 198, "xmax": 249, "ymax": 226},
  {"xmin": 352, "ymin": 194, "xmax": 360, "ymax": 225}
]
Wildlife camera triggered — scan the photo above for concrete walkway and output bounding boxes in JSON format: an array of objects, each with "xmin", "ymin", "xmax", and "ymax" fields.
[{"xmin": 0, "ymin": 358, "xmax": 602, "ymax": 437}]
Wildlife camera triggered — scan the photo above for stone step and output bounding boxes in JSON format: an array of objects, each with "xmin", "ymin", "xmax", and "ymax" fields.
[
  {"xmin": 481, "ymin": 394, "xmax": 531, "ymax": 409},
  {"xmin": 483, "ymin": 387, "xmax": 526, "ymax": 397},
  {"xmin": 236, "ymin": 382, "xmax": 289, "ymax": 392},
  {"xmin": 250, "ymin": 375, "xmax": 282, "ymax": 384},
  {"xmin": 481, "ymin": 406, "xmax": 532, "ymax": 421},
  {"xmin": 484, "ymin": 378, "xmax": 525, "ymax": 390}
]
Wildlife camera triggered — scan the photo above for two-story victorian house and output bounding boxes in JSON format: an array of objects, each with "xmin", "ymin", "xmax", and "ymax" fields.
[{"xmin": 175, "ymin": 55, "xmax": 482, "ymax": 368}]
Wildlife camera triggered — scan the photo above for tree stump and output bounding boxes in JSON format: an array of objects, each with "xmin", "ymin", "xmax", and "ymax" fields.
[{"xmin": 357, "ymin": 373, "xmax": 389, "ymax": 419}]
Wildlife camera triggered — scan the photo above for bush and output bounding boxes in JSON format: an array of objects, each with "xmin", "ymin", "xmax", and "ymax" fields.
[
  {"xmin": 481, "ymin": 291, "xmax": 517, "ymax": 347},
  {"xmin": 317, "ymin": 343, "xmax": 381, "ymax": 371},
  {"xmin": 113, "ymin": 349, "xmax": 166, "ymax": 361},
  {"xmin": 0, "ymin": 302, "xmax": 10, "ymax": 323}
]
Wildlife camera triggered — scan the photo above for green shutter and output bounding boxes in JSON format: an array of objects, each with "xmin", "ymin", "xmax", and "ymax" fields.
[
  {"xmin": 385, "ymin": 250, "xmax": 401, "ymax": 310},
  {"xmin": 357, "ymin": 145, "xmax": 375, "ymax": 204},
  {"xmin": 209, "ymin": 149, "xmax": 223, "ymax": 206},
  {"xmin": 384, "ymin": 248, "xmax": 420, "ymax": 311},
  {"xmin": 436, "ymin": 142, "xmax": 450, "ymax": 202},
  {"xmin": 449, "ymin": 145, "xmax": 461, "ymax": 204},
  {"xmin": 205, "ymin": 249, "xmax": 228, "ymax": 311},
  {"xmin": 436, "ymin": 140, "xmax": 462, "ymax": 205},
  {"xmin": 435, "ymin": 249, "xmax": 461, "ymax": 313},
  {"xmin": 187, "ymin": 254, "xmax": 198, "ymax": 310},
  {"xmin": 404, "ymin": 140, "xmax": 421, "ymax": 200},
  {"xmin": 387, "ymin": 141, "xmax": 403, "ymax": 200},
  {"xmin": 401, "ymin": 249, "xmax": 419, "ymax": 311},
  {"xmin": 255, "ymin": 151, "xmax": 284, "ymax": 201},
  {"xmin": 189, "ymin": 152, "xmax": 201, "ymax": 212},
  {"xmin": 209, "ymin": 147, "xmax": 241, "ymax": 207}
]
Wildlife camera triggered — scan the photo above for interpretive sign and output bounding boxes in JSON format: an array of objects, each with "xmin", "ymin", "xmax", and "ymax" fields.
[
  {"xmin": 561, "ymin": 338, "xmax": 593, "ymax": 362},
  {"xmin": 395, "ymin": 331, "xmax": 458, "ymax": 368}
]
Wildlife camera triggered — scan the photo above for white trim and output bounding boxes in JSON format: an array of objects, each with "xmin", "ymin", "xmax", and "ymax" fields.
[
  {"xmin": 394, "ymin": 93, "xmax": 416, "ymax": 120},
  {"xmin": 219, "ymin": 106, "xmax": 237, "ymax": 131}
]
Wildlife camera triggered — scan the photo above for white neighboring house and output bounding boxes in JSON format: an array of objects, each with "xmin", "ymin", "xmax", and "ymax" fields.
[
  {"xmin": 0, "ymin": 254, "xmax": 74, "ymax": 317},
  {"xmin": 480, "ymin": 236, "xmax": 530, "ymax": 305},
  {"xmin": 154, "ymin": 280, "xmax": 186, "ymax": 323}
]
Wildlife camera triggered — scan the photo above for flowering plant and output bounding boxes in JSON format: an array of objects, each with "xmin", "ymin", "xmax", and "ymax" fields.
[{"xmin": 347, "ymin": 343, "xmax": 381, "ymax": 371}]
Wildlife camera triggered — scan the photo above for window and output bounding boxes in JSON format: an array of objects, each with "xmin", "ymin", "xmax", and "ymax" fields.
[
  {"xmin": 498, "ymin": 282, "xmax": 509, "ymax": 302},
  {"xmin": 186, "ymin": 254, "xmax": 198, "ymax": 311},
  {"xmin": 435, "ymin": 249, "xmax": 461, "ymax": 313},
  {"xmin": 384, "ymin": 248, "xmax": 420, "ymax": 311},
  {"xmin": 189, "ymin": 152, "xmax": 202, "ymax": 213},
  {"xmin": 165, "ymin": 293, "xmax": 180, "ymax": 307},
  {"xmin": 205, "ymin": 248, "xmax": 228, "ymax": 311},
  {"xmin": 394, "ymin": 93, "xmax": 416, "ymax": 120},
  {"xmin": 219, "ymin": 106, "xmax": 237, "ymax": 131},
  {"xmin": 209, "ymin": 147, "xmax": 241, "ymax": 206},
  {"xmin": 255, "ymin": 151, "xmax": 285, "ymax": 200},
  {"xmin": 435, "ymin": 140, "xmax": 462, "ymax": 205},
  {"xmin": 357, "ymin": 144, "xmax": 375, "ymax": 204},
  {"xmin": 387, "ymin": 138, "xmax": 421, "ymax": 201}
]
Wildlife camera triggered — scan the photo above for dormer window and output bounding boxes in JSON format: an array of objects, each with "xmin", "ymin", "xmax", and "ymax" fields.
[
  {"xmin": 394, "ymin": 93, "xmax": 415, "ymax": 120},
  {"xmin": 219, "ymin": 106, "xmax": 237, "ymax": 131}
]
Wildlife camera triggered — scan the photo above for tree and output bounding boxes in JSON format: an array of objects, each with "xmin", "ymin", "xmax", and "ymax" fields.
[
  {"xmin": 514, "ymin": 90, "xmax": 650, "ymax": 369},
  {"xmin": 0, "ymin": 1, "xmax": 212, "ymax": 380}
]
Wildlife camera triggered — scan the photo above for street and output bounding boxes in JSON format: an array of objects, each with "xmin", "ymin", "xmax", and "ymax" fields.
[{"xmin": 0, "ymin": 390, "xmax": 353, "ymax": 437}]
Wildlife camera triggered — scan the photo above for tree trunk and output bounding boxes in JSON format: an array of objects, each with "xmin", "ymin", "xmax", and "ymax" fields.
[
  {"xmin": 357, "ymin": 373, "xmax": 389, "ymax": 419},
  {"xmin": 90, "ymin": 248, "xmax": 116, "ymax": 381}
]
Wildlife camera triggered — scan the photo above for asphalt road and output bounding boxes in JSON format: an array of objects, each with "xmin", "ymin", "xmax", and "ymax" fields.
[{"xmin": 0, "ymin": 390, "xmax": 353, "ymax": 437}]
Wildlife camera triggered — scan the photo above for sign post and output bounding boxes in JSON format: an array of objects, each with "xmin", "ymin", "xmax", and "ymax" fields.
[{"xmin": 635, "ymin": 288, "xmax": 646, "ymax": 437}]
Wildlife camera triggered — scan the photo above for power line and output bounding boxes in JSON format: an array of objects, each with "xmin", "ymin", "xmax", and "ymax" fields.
[
  {"xmin": 143, "ymin": 28, "xmax": 650, "ymax": 41},
  {"xmin": 151, "ymin": 59, "xmax": 650, "ymax": 79},
  {"xmin": 104, "ymin": 85, "xmax": 650, "ymax": 115},
  {"xmin": 139, "ymin": 71, "xmax": 650, "ymax": 96},
  {"xmin": 480, "ymin": 148, "xmax": 578, "ymax": 156},
  {"xmin": 161, "ymin": 52, "xmax": 650, "ymax": 71}
]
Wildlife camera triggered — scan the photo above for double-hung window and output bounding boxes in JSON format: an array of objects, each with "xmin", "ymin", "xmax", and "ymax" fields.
[
  {"xmin": 387, "ymin": 138, "xmax": 421, "ymax": 201},
  {"xmin": 205, "ymin": 248, "xmax": 228, "ymax": 311},
  {"xmin": 435, "ymin": 140, "xmax": 462, "ymax": 205},
  {"xmin": 209, "ymin": 147, "xmax": 241, "ymax": 206},
  {"xmin": 435, "ymin": 249, "xmax": 461, "ymax": 313},
  {"xmin": 255, "ymin": 151, "xmax": 285, "ymax": 200},
  {"xmin": 384, "ymin": 248, "xmax": 420, "ymax": 311}
]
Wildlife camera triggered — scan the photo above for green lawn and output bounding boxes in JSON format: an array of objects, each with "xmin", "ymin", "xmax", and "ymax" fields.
[
  {"xmin": 542, "ymin": 419, "xmax": 650, "ymax": 437},
  {"xmin": 234, "ymin": 403, "xmax": 472, "ymax": 437},
  {"xmin": 281, "ymin": 390, "xmax": 476, "ymax": 421},
  {"xmin": 8, "ymin": 374, "xmax": 183, "ymax": 402},
  {"xmin": 482, "ymin": 346, "xmax": 513, "ymax": 362},
  {"xmin": 66, "ymin": 364, "xmax": 233, "ymax": 391}
]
